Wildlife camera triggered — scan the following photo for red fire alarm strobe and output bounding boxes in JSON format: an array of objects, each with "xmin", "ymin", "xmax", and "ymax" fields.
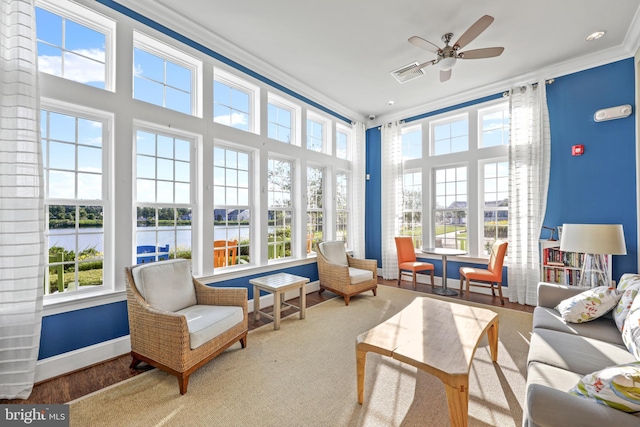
[{"xmin": 572, "ymin": 144, "xmax": 584, "ymax": 156}]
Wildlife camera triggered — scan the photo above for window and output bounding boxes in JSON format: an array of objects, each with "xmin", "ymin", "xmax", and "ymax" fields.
[
  {"xmin": 335, "ymin": 125, "xmax": 349, "ymax": 160},
  {"xmin": 268, "ymin": 158, "xmax": 293, "ymax": 260},
  {"xmin": 214, "ymin": 68, "xmax": 259, "ymax": 133},
  {"xmin": 135, "ymin": 128, "xmax": 193, "ymax": 263},
  {"xmin": 431, "ymin": 115, "xmax": 468, "ymax": 155},
  {"xmin": 133, "ymin": 32, "xmax": 201, "ymax": 116},
  {"xmin": 306, "ymin": 118, "xmax": 324, "ymax": 152},
  {"xmin": 35, "ymin": 1, "xmax": 114, "ymax": 90},
  {"xmin": 336, "ymin": 172, "xmax": 349, "ymax": 243},
  {"xmin": 479, "ymin": 105, "xmax": 510, "ymax": 147},
  {"xmin": 268, "ymin": 103, "xmax": 292, "ymax": 143},
  {"xmin": 214, "ymin": 146, "xmax": 251, "ymax": 267},
  {"xmin": 42, "ymin": 108, "xmax": 108, "ymax": 295},
  {"xmin": 402, "ymin": 125, "xmax": 422, "ymax": 160},
  {"xmin": 307, "ymin": 167, "xmax": 324, "ymax": 253},
  {"xmin": 433, "ymin": 166, "xmax": 467, "ymax": 250},
  {"xmin": 482, "ymin": 161, "xmax": 509, "ymax": 254},
  {"xmin": 401, "ymin": 172, "xmax": 422, "ymax": 248}
]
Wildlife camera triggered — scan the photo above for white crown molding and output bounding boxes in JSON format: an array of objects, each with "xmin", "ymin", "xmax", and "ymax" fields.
[
  {"xmin": 623, "ymin": 3, "xmax": 640, "ymax": 54},
  {"xmin": 110, "ymin": 0, "xmax": 364, "ymax": 123}
]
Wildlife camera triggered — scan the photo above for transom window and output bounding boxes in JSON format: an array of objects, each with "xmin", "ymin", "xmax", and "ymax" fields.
[
  {"xmin": 307, "ymin": 166, "xmax": 324, "ymax": 253},
  {"xmin": 214, "ymin": 80, "xmax": 250, "ymax": 131},
  {"xmin": 431, "ymin": 115, "xmax": 468, "ymax": 156},
  {"xmin": 41, "ymin": 107, "xmax": 108, "ymax": 295},
  {"xmin": 480, "ymin": 106, "xmax": 510, "ymax": 147},
  {"xmin": 336, "ymin": 125, "xmax": 349, "ymax": 160},
  {"xmin": 433, "ymin": 166, "xmax": 467, "ymax": 250},
  {"xmin": 306, "ymin": 118, "xmax": 324, "ymax": 152},
  {"xmin": 268, "ymin": 103, "xmax": 292, "ymax": 143},
  {"xmin": 35, "ymin": 1, "xmax": 114, "ymax": 90},
  {"xmin": 268, "ymin": 158, "xmax": 293, "ymax": 260},
  {"xmin": 214, "ymin": 146, "xmax": 251, "ymax": 267}
]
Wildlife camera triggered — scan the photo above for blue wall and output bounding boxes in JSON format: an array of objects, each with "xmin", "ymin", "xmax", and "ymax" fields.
[{"xmin": 364, "ymin": 58, "xmax": 637, "ymax": 283}]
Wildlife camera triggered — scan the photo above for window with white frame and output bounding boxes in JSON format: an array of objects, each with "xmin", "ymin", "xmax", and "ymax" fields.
[
  {"xmin": 214, "ymin": 146, "xmax": 251, "ymax": 267},
  {"xmin": 335, "ymin": 126, "xmax": 349, "ymax": 160},
  {"xmin": 35, "ymin": 1, "xmax": 115, "ymax": 90},
  {"xmin": 214, "ymin": 68, "xmax": 259, "ymax": 133},
  {"xmin": 306, "ymin": 166, "xmax": 324, "ymax": 253},
  {"xmin": 41, "ymin": 107, "xmax": 109, "ymax": 295},
  {"xmin": 306, "ymin": 112, "xmax": 330, "ymax": 154},
  {"xmin": 268, "ymin": 102, "xmax": 292, "ymax": 143},
  {"xmin": 135, "ymin": 128, "xmax": 193, "ymax": 264},
  {"xmin": 401, "ymin": 171, "xmax": 422, "ymax": 248},
  {"xmin": 482, "ymin": 160, "xmax": 509, "ymax": 254},
  {"xmin": 402, "ymin": 125, "xmax": 422, "ymax": 160},
  {"xmin": 431, "ymin": 114, "xmax": 468, "ymax": 156},
  {"xmin": 433, "ymin": 166, "xmax": 467, "ymax": 250},
  {"xmin": 479, "ymin": 105, "xmax": 510, "ymax": 147},
  {"xmin": 268, "ymin": 158, "xmax": 293, "ymax": 260},
  {"xmin": 336, "ymin": 172, "xmax": 349, "ymax": 244}
]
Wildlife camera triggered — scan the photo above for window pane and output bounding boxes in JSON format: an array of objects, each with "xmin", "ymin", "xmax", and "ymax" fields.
[
  {"xmin": 134, "ymin": 76, "xmax": 164, "ymax": 107},
  {"xmin": 402, "ymin": 128, "xmax": 421, "ymax": 160},
  {"xmin": 166, "ymin": 60, "xmax": 191, "ymax": 92}
]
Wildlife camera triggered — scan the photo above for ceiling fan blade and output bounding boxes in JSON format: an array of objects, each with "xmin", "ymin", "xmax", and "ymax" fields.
[
  {"xmin": 440, "ymin": 68, "xmax": 452, "ymax": 82},
  {"xmin": 408, "ymin": 36, "xmax": 440, "ymax": 53},
  {"xmin": 460, "ymin": 47, "xmax": 504, "ymax": 59},
  {"xmin": 454, "ymin": 15, "xmax": 494, "ymax": 49},
  {"xmin": 397, "ymin": 60, "xmax": 435, "ymax": 77}
]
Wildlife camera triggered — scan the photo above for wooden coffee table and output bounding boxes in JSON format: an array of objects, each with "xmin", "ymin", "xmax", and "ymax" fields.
[{"xmin": 356, "ymin": 297, "xmax": 499, "ymax": 427}]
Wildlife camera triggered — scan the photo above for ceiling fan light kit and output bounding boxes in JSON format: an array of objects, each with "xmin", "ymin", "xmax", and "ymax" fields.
[{"xmin": 398, "ymin": 15, "xmax": 505, "ymax": 83}]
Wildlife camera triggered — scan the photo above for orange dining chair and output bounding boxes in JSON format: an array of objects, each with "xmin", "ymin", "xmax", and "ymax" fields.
[
  {"xmin": 459, "ymin": 240, "xmax": 508, "ymax": 305},
  {"xmin": 214, "ymin": 240, "xmax": 238, "ymax": 267},
  {"xmin": 395, "ymin": 237, "xmax": 434, "ymax": 289}
]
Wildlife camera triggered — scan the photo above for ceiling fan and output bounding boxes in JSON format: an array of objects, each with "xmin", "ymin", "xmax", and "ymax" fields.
[{"xmin": 401, "ymin": 15, "xmax": 504, "ymax": 82}]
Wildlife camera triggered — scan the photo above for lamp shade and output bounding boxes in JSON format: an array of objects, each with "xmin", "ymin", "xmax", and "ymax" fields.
[{"xmin": 559, "ymin": 224, "xmax": 627, "ymax": 255}]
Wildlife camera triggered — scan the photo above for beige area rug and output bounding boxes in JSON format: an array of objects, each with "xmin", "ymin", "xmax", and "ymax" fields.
[{"xmin": 69, "ymin": 286, "xmax": 532, "ymax": 426}]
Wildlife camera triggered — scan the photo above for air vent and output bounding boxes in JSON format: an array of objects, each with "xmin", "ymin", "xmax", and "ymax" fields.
[{"xmin": 390, "ymin": 62, "xmax": 425, "ymax": 84}]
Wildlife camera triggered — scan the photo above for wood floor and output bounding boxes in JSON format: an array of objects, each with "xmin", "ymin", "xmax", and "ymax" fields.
[{"xmin": 1, "ymin": 278, "xmax": 533, "ymax": 405}]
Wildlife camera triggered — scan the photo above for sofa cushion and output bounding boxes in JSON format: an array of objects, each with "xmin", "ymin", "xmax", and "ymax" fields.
[
  {"xmin": 528, "ymin": 328, "xmax": 636, "ymax": 375},
  {"xmin": 319, "ymin": 241, "xmax": 348, "ymax": 266},
  {"xmin": 132, "ymin": 259, "xmax": 197, "ymax": 312},
  {"xmin": 349, "ymin": 267, "xmax": 373, "ymax": 285},
  {"xmin": 176, "ymin": 305, "xmax": 244, "ymax": 350},
  {"xmin": 533, "ymin": 306, "xmax": 624, "ymax": 346},
  {"xmin": 622, "ymin": 296, "xmax": 640, "ymax": 359},
  {"xmin": 614, "ymin": 281, "xmax": 640, "ymax": 332},
  {"xmin": 555, "ymin": 286, "xmax": 621, "ymax": 323},
  {"xmin": 569, "ymin": 362, "xmax": 640, "ymax": 415}
]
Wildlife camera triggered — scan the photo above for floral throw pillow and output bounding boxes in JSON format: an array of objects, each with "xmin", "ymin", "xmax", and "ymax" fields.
[
  {"xmin": 618, "ymin": 273, "xmax": 640, "ymax": 291},
  {"xmin": 615, "ymin": 285, "xmax": 640, "ymax": 332},
  {"xmin": 569, "ymin": 362, "xmax": 640, "ymax": 415},
  {"xmin": 622, "ymin": 296, "xmax": 640, "ymax": 359},
  {"xmin": 555, "ymin": 286, "xmax": 622, "ymax": 323}
]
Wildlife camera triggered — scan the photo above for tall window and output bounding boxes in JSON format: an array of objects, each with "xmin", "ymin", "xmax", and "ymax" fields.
[
  {"xmin": 431, "ymin": 115, "xmax": 468, "ymax": 156},
  {"xmin": 307, "ymin": 167, "xmax": 324, "ymax": 253},
  {"xmin": 336, "ymin": 128, "xmax": 348, "ymax": 160},
  {"xmin": 214, "ymin": 146, "xmax": 251, "ymax": 267},
  {"xmin": 268, "ymin": 103, "xmax": 292, "ymax": 143},
  {"xmin": 433, "ymin": 166, "xmax": 467, "ymax": 250},
  {"xmin": 306, "ymin": 118, "xmax": 323, "ymax": 152},
  {"xmin": 480, "ymin": 106, "xmax": 510, "ymax": 147},
  {"xmin": 268, "ymin": 158, "xmax": 293, "ymax": 260},
  {"xmin": 42, "ymin": 108, "xmax": 107, "ymax": 295},
  {"xmin": 336, "ymin": 172, "xmax": 349, "ymax": 243},
  {"xmin": 482, "ymin": 161, "xmax": 509, "ymax": 254},
  {"xmin": 402, "ymin": 125, "xmax": 422, "ymax": 160},
  {"xmin": 214, "ymin": 80, "xmax": 250, "ymax": 131},
  {"xmin": 135, "ymin": 129, "xmax": 193, "ymax": 263},
  {"xmin": 401, "ymin": 171, "xmax": 422, "ymax": 248},
  {"xmin": 35, "ymin": 3, "xmax": 113, "ymax": 90}
]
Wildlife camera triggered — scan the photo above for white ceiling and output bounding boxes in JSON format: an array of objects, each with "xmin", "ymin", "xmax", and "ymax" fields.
[{"xmin": 120, "ymin": 0, "xmax": 640, "ymax": 123}]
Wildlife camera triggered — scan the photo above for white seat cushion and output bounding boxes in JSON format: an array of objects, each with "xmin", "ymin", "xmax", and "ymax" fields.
[
  {"xmin": 132, "ymin": 259, "xmax": 197, "ymax": 312},
  {"xmin": 349, "ymin": 267, "xmax": 373, "ymax": 285},
  {"xmin": 176, "ymin": 305, "xmax": 244, "ymax": 350},
  {"xmin": 319, "ymin": 241, "xmax": 349, "ymax": 266}
]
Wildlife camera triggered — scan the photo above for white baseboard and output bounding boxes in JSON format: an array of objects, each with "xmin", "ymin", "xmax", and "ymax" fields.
[{"xmin": 36, "ymin": 280, "xmax": 321, "ymax": 382}]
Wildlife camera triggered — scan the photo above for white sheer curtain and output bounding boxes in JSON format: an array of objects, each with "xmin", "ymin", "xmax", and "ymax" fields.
[
  {"xmin": 0, "ymin": 0, "xmax": 45, "ymax": 399},
  {"xmin": 350, "ymin": 121, "xmax": 366, "ymax": 258},
  {"xmin": 380, "ymin": 121, "xmax": 403, "ymax": 279},
  {"xmin": 507, "ymin": 82, "xmax": 551, "ymax": 305}
]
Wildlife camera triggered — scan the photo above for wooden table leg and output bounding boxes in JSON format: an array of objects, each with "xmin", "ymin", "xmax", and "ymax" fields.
[
  {"xmin": 300, "ymin": 283, "xmax": 306, "ymax": 320},
  {"xmin": 356, "ymin": 347, "xmax": 367, "ymax": 404},
  {"xmin": 487, "ymin": 318, "xmax": 499, "ymax": 362},
  {"xmin": 253, "ymin": 285, "xmax": 260, "ymax": 321},
  {"xmin": 444, "ymin": 378, "xmax": 469, "ymax": 427},
  {"xmin": 274, "ymin": 290, "xmax": 281, "ymax": 330}
]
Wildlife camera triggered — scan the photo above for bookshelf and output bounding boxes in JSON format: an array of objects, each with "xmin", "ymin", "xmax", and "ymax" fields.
[{"xmin": 539, "ymin": 240, "xmax": 611, "ymax": 287}]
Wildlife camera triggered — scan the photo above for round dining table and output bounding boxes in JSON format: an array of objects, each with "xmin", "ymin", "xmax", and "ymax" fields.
[{"xmin": 420, "ymin": 247, "xmax": 467, "ymax": 296}]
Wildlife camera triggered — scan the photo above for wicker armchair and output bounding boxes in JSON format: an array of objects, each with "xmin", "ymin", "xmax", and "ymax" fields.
[
  {"xmin": 125, "ymin": 259, "xmax": 248, "ymax": 395},
  {"xmin": 316, "ymin": 241, "xmax": 378, "ymax": 306}
]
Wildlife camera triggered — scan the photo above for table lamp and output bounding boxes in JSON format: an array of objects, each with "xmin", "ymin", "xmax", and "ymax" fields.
[{"xmin": 559, "ymin": 224, "xmax": 626, "ymax": 288}]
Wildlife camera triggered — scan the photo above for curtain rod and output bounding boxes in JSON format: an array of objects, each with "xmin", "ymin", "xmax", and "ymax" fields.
[{"xmin": 503, "ymin": 78, "xmax": 555, "ymax": 97}]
